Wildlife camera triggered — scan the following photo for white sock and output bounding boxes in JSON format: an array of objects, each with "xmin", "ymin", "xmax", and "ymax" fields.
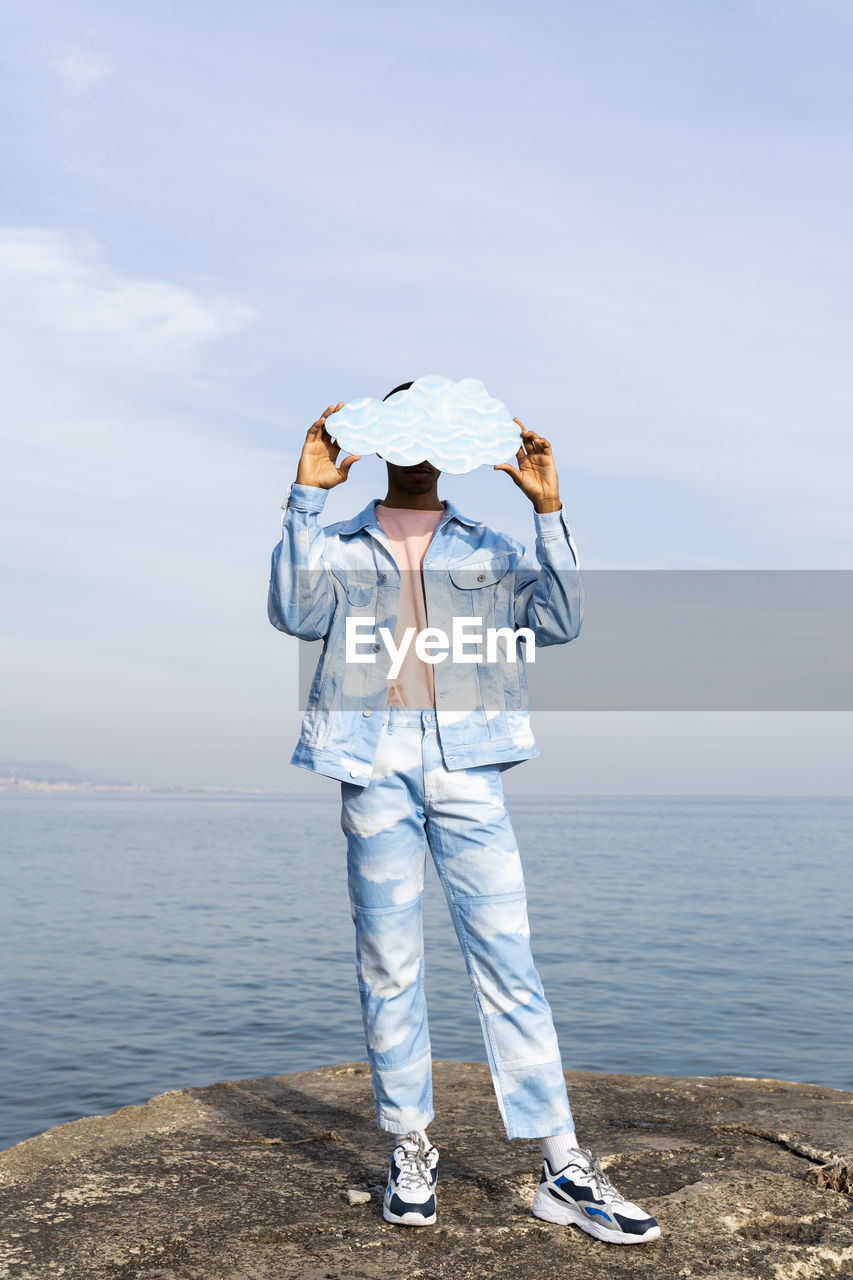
[{"xmin": 539, "ymin": 1130, "xmax": 580, "ymax": 1171}]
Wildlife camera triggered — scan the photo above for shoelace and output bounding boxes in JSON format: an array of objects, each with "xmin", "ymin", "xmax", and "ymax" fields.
[
  {"xmin": 566, "ymin": 1148, "xmax": 627, "ymax": 1205},
  {"xmin": 394, "ymin": 1130, "xmax": 434, "ymax": 1191}
]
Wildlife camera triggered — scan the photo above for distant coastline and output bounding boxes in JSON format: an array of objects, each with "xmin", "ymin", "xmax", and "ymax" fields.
[
  {"xmin": 0, "ymin": 774, "xmax": 293, "ymax": 796},
  {"xmin": 2, "ymin": 763, "xmax": 850, "ymax": 798},
  {"xmin": 0, "ymin": 759, "xmax": 304, "ymax": 795}
]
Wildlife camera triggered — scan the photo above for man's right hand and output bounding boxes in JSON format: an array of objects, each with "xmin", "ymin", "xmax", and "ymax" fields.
[{"xmin": 295, "ymin": 403, "xmax": 362, "ymax": 489}]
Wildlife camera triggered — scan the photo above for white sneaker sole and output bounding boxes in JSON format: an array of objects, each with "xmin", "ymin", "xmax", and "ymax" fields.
[
  {"xmin": 532, "ymin": 1188, "xmax": 661, "ymax": 1244},
  {"xmin": 383, "ymin": 1202, "xmax": 436, "ymax": 1226}
]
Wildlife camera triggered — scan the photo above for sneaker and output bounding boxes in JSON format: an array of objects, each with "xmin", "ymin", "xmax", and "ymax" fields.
[
  {"xmin": 532, "ymin": 1147, "xmax": 661, "ymax": 1244},
  {"xmin": 383, "ymin": 1130, "xmax": 439, "ymax": 1226}
]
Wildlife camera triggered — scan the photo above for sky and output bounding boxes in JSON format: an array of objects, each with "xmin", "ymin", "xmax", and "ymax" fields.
[{"xmin": 1, "ymin": 0, "xmax": 851, "ymax": 792}]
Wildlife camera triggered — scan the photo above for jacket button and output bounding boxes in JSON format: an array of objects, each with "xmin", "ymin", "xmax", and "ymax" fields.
[
  {"xmin": 350, "ymin": 770, "xmax": 360, "ymax": 778},
  {"xmin": 372, "ymin": 643, "xmax": 381, "ymax": 652},
  {"xmin": 477, "ymin": 573, "xmax": 485, "ymax": 582},
  {"xmin": 379, "ymin": 573, "xmax": 387, "ymax": 582},
  {"xmin": 362, "ymin": 709, "xmax": 372, "ymax": 717}
]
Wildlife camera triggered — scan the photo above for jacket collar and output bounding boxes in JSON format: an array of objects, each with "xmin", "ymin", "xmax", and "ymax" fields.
[{"xmin": 337, "ymin": 496, "xmax": 481, "ymax": 536}]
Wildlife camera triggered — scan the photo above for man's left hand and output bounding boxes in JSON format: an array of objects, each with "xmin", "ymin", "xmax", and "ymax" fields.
[{"xmin": 493, "ymin": 421, "xmax": 562, "ymax": 513}]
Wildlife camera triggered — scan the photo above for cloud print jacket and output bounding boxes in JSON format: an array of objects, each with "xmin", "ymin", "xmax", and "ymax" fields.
[{"xmin": 268, "ymin": 481, "xmax": 583, "ymax": 786}]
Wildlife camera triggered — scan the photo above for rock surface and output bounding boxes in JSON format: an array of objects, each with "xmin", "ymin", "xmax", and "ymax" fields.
[{"xmin": 1, "ymin": 1061, "xmax": 852, "ymax": 1279}]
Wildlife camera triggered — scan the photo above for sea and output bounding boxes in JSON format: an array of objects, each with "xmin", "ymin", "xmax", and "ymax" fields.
[{"xmin": 1, "ymin": 793, "xmax": 851, "ymax": 1152}]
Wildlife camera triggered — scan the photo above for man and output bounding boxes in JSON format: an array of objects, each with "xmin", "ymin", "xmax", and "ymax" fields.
[{"xmin": 267, "ymin": 385, "xmax": 661, "ymax": 1245}]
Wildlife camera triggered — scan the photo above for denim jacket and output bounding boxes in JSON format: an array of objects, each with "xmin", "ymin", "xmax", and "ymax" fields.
[{"xmin": 268, "ymin": 481, "xmax": 583, "ymax": 786}]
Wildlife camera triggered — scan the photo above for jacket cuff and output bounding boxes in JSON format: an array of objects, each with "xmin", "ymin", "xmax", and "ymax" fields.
[
  {"xmin": 533, "ymin": 504, "xmax": 571, "ymax": 541},
  {"xmin": 282, "ymin": 482, "xmax": 329, "ymax": 513}
]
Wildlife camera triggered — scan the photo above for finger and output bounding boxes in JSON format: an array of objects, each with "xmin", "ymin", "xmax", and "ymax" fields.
[
  {"xmin": 310, "ymin": 406, "xmax": 335, "ymax": 431},
  {"xmin": 522, "ymin": 429, "xmax": 549, "ymax": 452},
  {"xmin": 321, "ymin": 404, "xmax": 345, "ymax": 437},
  {"xmin": 494, "ymin": 463, "xmax": 522, "ymax": 482},
  {"xmin": 338, "ymin": 454, "xmax": 361, "ymax": 475}
]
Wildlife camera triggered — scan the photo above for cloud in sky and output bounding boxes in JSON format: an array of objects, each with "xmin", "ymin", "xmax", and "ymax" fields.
[
  {"xmin": 47, "ymin": 40, "xmax": 113, "ymax": 97},
  {"xmin": 0, "ymin": 227, "xmax": 256, "ymax": 369},
  {"xmin": 328, "ymin": 374, "xmax": 523, "ymax": 473}
]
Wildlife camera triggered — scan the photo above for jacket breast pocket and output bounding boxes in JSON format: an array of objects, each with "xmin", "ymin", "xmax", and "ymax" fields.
[
  {"xmin": 447, "ymin": 557, "xmax": 514, "ymax": 637},
  {"xmin": 329, "ymin": 568, "xmax": 378, "ymax": 610},
  {"xmin": 445, "ymin": 557, "xmax": 522, "ymax": 724},
  {"xmin": 447, "ymin": 557, "xmax": 512, "ymax": 594},
  {"xmin": 326, "ymin": 567, "xmax": 380, "ymax": 702}
]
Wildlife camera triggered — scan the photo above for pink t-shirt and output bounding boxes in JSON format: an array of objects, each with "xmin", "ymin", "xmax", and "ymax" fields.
[{"xmin": 375, "ymin": 502, "xmax": 445, "ymax": 708}]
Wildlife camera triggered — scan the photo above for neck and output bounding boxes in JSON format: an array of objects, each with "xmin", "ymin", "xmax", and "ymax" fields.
[{"xmin": 380, "ymin": 482, "xmax": 444, "ymax": 511}]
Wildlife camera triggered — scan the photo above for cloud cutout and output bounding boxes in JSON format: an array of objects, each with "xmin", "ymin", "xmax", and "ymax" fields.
[{"xmin": 327, "ymin": 373, "xmax": 522, "ymax": 474}]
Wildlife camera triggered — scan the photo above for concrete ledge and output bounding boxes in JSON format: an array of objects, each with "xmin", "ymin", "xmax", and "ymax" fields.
[{"xmin": 1, "ymin": 1062, "xmax": 852, "ymax": 1278}]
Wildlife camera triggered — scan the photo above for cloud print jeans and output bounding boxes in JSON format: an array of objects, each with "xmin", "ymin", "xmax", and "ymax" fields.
[{"xmin": 340, "ymin": 704, "xmax": 575, "ymax": 1139}]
